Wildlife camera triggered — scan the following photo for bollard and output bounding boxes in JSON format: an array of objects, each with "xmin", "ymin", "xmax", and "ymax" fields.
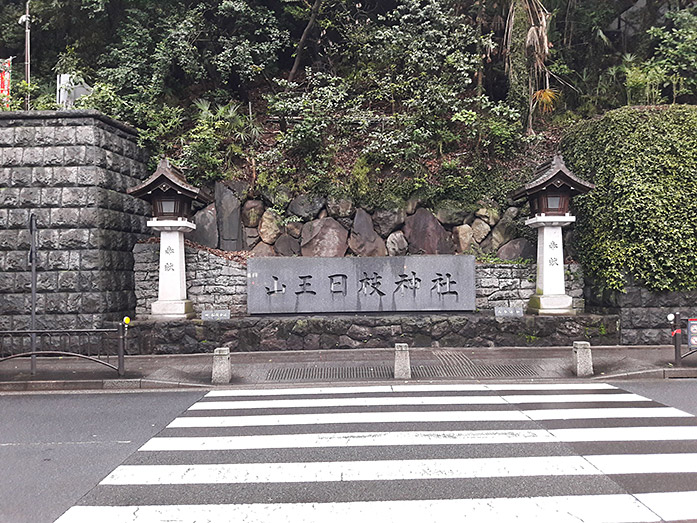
[
  {"xmin": 394, "ymin": 343, "xmax": 411, "ymax": 380},
  {"xmin": 212, "ymin": 347, "xmax": 231, "ymax": 384},
  {"xmin": 572, "ymin": 341, "xmax": 593, "ymax": 377}
]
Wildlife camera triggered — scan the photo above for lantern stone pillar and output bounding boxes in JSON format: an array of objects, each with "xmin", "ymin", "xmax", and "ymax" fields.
[
  {"xmin": 511, "ymin": 154, "xmax": 595, "ymax": 317},
  {"xmin": 127, "ymin": 158, "xmax": 213, "ymax": 320},
  {"xmin": 526, "ymin": 215, "xmax": 575, "ymax": 315},
  {"xmin": 149, "ymin": 219, "xmax": 196, "ymax": 319}
]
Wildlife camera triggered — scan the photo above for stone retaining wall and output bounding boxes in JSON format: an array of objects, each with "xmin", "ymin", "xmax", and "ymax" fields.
[
  {"xmin": 193, "ymin": 183, "xmax": 538, "ymax": 262},
  {"xmin": 127, "ymin": 313, "xmax": 618, "ymax": 354},
  {"xmin": 0, "ymin": 111, "xmax": 150, "ymax": 329},
  {"xmin": 134, "ymin": 241, "xmax": 247, "ymax": 318},
  {"xmin": 587, "ymin": 285, "xmax": 697, "ymax": 345},
  {"xmin": 132, "ymin": 241, "xmax": 585, "ymax": 317}
]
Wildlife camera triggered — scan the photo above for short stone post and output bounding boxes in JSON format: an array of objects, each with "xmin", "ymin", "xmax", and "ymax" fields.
[
  {"xmin": 394, "ymin": 343, "xmax": 411, "ymax": 380},
  {"xmin": 572, "ymin": 341, "xmax": 593, "ymax": 377},
  {"xmin": 212, "ymin": 347, "xmax": 231, "ymax": 384}
]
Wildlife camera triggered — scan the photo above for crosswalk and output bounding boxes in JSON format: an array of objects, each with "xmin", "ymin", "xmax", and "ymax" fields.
[{"xmin": 55, "ymin": 383, "xmax": 697, "ymax": 522}]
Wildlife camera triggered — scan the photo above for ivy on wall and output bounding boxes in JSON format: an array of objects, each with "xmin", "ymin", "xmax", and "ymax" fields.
[{"xmin": 561, "ymin": 105, "xmax": 697, "ymax": 292}]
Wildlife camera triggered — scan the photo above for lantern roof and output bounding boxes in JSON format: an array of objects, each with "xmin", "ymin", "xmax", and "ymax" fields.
[
  {"xmin": 512, "ymin": 154, "xmax": 594, "ymax": 201},
  {"xmin": 127, "ymin": 158, "xmax": 213, "ymax": 204}
]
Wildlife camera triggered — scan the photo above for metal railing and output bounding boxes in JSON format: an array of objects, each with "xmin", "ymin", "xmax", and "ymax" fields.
[
  {"xmin": 0, "ymin": 211, "xmax": 129, "ymax": 377},
  {"xmin": 0, "ymin": 323, "xmax": 127, "ymax": 377}
]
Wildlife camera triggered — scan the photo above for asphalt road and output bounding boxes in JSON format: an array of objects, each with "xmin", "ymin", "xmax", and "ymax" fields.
[
  {"xmin": 3, "ymin": 380, "xmax": 697, "ymax": 523},
  {"xmin": 0, "ymin": 390, "xmax": 205, "ymax": 523},
  {"xmin": 613, "ymin": 379, "xmax": 697, "ymax": 416}
]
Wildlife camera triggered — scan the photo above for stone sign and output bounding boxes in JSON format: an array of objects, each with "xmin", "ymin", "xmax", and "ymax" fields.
[
  {"xmin": 247, "ymin": 255, "xmax": 475, "ymax": 314},
  {"xmin": 495, "ymin": 306, "xmax": 524, "ymax": 318},
  {"xmin": 201, "ymin": 309, "xmax": 231, "ymax": 321}
]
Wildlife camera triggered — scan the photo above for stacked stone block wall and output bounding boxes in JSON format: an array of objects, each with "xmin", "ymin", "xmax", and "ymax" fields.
[
  {"xmin": 587, "ymin": 285, "xmax": 697, "ymax": 345},
  {"xmin": 128, "ymin": 313, "xmax": 618, "ymax": 354},
  {"xmin": 0, "ymin": 111, "xmax": 150, "ymax": 330},
  {"xmin": 133, "ymin": 242, "xmax": 247, "ymax": 318}
]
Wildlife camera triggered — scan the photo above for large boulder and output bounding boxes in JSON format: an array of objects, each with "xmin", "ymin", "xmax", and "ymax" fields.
[
  {"xmin": 373, "ymin": 207, "xmax": 406, "ymax": 237},
  {"xmin": 275, "ymin": 233, "xmax": 301, "ymax": 256},
  {"xmin": 244, "ymin": 227, "xmax": 260, "ymax": 249},
  {"xmin": 326, "ymin": 196, "xmax": 355, "ymax": 218},
  {"xmin": 258, "ymin": 209, "xmax": 284, "ymax": 245},
  {"xmin": 475, "ymin": 206, "xmax": 500, "ymax": 226},
  {"xmin": 300, "ymin": 217, "xmax": 349, "ymax": 257},
  {"xmin": 215, "ymin": 182, "xmax": 244, "ymax": 251},
  {"xmin": 470, "ymin": 218, "xmax": 491, "ymax": 244},
  {"xmin": 348, "ymin": 208, "xmax": 387, "ymax": 257},
  {"xmin": 261, "ymin": 184, "xmax": 292, "ymax": 210},
  {"xmin": 386, "ymin": 230, "xmax": 408, "ymax": 256},
  {"xmin": 497, "ymin": 237, "xmax": 535, "ymax": 261},
  {"xmin": 241, "ymin": 200, "xmax": 265, "ymax": 228},
  {"xmin": 191, "ymin": 203, "xmax": 218, "ymax": 249},
  {"xmin": 480, "ymin": 206, "xmax": 519, "ymax": 252},
  {"xmin": 403, "ymin": 208, "xmax": 453, "ymax": 254},
  {"xmin": 435, "ymin": 201, "xmax": 468, "ymax": 226},
  {"xmin": 288, "ymin": 194, "xmax": 326, "ymax": 220},
  {"xmin": 453, "ymin": 224, "xmax": 474, "ymax": 253},
  {"xmin": 286, "ymin": 220, "xmax": 303, "ymax": 238},
  {"xmin": 251, "ymin": 241, "xmax": 277, "ymax": 257},
  {"xmin": 405, "ymin": 197, "xmax": 421, "ymax": 215}
]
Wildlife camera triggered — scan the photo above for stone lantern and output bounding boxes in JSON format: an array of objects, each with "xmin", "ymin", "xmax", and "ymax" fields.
[
  {"xmin": 127, "ymin": 158, "xmax": 212, "ymax": 319},
  {"xmin": 512, "ymin": 155, "xmax": 594, "ymax": 315}
]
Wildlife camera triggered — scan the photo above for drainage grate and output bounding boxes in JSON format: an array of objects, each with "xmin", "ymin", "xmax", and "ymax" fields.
[
  {"xmin": 266, "ymin": 361, "xmax": 537, "ymax": 382},
  {"xmin": 412, "ymin": 363, "xmax": 537, "ymax": 379},
  {"xmin": 431, "ymin": 350, "xmax": 538, "ymax": 378},
  {"xmin": 433, "ymin": 350, "xmax": 475, "ymax": 367},
  {"xmin": 267, "ymin": 366, "xmax": 392, "ymax": 382}
]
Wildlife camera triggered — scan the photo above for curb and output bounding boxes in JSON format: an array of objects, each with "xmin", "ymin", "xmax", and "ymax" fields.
[
  {"xmin": 593, "ymin": 367, "xmax": 697, "ymax": 380},
  {"xmin": 3, "ymin": 368, "xmax": 696, "ymax": 392},
  {"xmin": 0, "ymin": 378, "xmax": 211, "ymax": 392}
]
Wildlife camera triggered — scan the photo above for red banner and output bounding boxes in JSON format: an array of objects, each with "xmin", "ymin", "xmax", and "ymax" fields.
[{"xmin": 0, "ymin": 58, "xmax": 11, "ymax": 108}]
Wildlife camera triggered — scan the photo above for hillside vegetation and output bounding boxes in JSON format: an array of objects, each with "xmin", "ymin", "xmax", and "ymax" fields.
[{"xmin": 2, "ymin": 0, "xmax": 697, "ymax": 289}]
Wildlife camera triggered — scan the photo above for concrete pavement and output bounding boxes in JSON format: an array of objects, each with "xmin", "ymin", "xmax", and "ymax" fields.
[{"xmin": 1, "ymin": 344, "xmax": 696, "ymax": 391}]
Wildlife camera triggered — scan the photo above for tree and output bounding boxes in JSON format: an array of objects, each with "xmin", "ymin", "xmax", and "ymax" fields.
[{"xmin": 648, "ymin": 8, "xmax": 697, "ymax": 100}]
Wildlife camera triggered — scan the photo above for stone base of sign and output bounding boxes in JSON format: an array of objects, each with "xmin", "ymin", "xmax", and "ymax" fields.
[
  {"xmin": 126, "ymin": 313, "xmax": 619, "ymax": 354},
  {"xmin": 572, "ymin": 341, "xmax": 593, "ymax": 377},
  {"xmin": 527, "ymin": 294, "xmax": 575, "ymax": 316},
  {"xmin": 151, "ymin": 299, "xmax": 195, "ymax": 319},
  {"xmin": 394, "ymin": 343, "xmax": 411, "ymax": 379}
]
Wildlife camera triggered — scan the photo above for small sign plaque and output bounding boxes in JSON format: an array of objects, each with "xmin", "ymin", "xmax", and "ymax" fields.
[
  {"xmin": 201, "ymin": 309, "xmax": 231, "ymax": 321},
  {"xmin": 689, "ymin": 318, "xmax": 697, "ymax": 348},
  {"xmin": 495, "ymin": 307, "xmax": 524, "ymax": 318}
]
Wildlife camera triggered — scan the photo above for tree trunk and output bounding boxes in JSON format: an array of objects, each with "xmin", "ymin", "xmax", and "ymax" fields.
[
  {"xmin": 476, "ymin": 0, "xmax": 487, "ymax": 98},
  {"xmin": 288, "ymin": 0, "xmax": 323, "ymax": 84}
]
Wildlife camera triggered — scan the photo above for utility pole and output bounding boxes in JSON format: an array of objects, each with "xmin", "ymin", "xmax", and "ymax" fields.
[{"xmin": 19, "ymin": 1, "xmax": 31, "ymax": 110}]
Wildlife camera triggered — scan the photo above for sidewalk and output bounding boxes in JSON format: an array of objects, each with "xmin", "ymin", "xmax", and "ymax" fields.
[{"xmin": 1, "ymin": 345, "xmax": 696, "ymax": 392}]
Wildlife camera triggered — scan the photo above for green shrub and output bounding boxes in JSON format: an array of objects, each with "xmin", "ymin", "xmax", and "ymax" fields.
[{"xmin": 561, "ymin": 105, "xmax": 697, "ymax": 291}]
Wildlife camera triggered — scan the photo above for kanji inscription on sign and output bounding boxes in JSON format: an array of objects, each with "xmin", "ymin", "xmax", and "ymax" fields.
[{"xmin": 247, "ymin": 255, "xmax": 475, "ymax": 314}]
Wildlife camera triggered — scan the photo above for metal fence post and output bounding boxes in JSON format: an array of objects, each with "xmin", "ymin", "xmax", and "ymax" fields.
[
  {"xmin": 673, "ymin": 312, "xmax": 682, "ymax": 367},
  {"xmin": 29, "ymin": 213, "xmax": 37, "ymax": 375},
  {"xmin": 117, "ymin": 322, "xmax": 125, "ymax": 377}
]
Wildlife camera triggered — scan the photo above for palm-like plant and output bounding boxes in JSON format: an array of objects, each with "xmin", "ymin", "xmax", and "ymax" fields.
[{"xmin": 503, "ymin": 0, "xmax": 552, "ymax": 133}]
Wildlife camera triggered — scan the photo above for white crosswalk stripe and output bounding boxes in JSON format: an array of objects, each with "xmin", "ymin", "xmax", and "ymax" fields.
[{"xmin": 55, "ymin": 383, "xmax": 697, "ymax": 523}]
